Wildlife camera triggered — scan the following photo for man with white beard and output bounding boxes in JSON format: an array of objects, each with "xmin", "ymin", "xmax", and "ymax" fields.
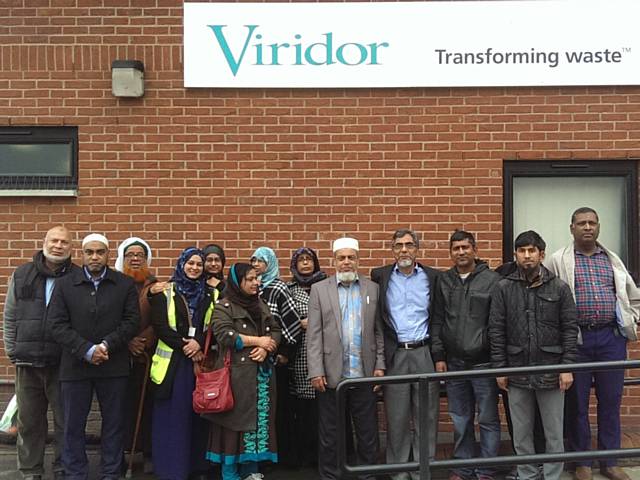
[
  {"xmin": 3, "ymin": 226, "xmax": 79, "ymax": 480},
  {"xmin": 307, "ymin": 237, "xmax": 385, "ymax": 480}
]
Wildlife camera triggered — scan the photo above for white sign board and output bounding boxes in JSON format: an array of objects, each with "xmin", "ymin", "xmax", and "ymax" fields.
[{"xmin": 184, "ymin": 1, "xmax": 640, "ymax": 88}]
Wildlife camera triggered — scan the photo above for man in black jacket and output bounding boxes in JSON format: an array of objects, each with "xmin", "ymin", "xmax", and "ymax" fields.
[
  {"xmin": 489, "ymin": 230, "xmax": 578, "ymax": 480},
  {"xmin": 48, "ymin": 233, "xmax": 140, "ymax": 480},
  {"xmin": 3, "ymin": 226, "xmax": 77, "ymax": 480},
  {"xmin": 431, "ymin": 230, "xmax": 501, "ymax": 480},
  {"xmin": 371, "ymin": 229, "xmax": 439, "ymax": 480}
]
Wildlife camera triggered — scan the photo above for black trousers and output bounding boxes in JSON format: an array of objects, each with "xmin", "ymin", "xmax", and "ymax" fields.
[
  {"xmin": 61, "ymin": 376, "xmax": 128, "ymax": 480},
  {"xmin": 317, "ymin": 385, "xmax": 379, "ymax": 480}
]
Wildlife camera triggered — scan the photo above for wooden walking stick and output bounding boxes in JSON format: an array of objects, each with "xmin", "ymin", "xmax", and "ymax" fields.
[{"xmin": 126, "ymin": 351, "xmax": 151, "ymax": 479}]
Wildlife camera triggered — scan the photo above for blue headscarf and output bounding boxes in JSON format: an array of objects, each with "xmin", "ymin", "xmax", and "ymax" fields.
[
  {"xmin": 251, "ymin": 246, "xmax": 279, "ymax": 289},
  {"xmin": 170, "ymin": 247, "xmax": 206, "ymax": 313}
]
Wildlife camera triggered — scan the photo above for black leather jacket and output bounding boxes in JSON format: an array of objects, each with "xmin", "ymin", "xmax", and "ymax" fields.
[
  {"xmin": 431, "ymin": 262, "xmax": 501, "ymax": 365},
  {"xmin": 489, "ymin": 265, "xmax": 578, "ymax": 390}
]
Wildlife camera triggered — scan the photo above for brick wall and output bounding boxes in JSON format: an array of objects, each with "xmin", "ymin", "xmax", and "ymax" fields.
[{"xmin": 1, "ymin": 1, "xmax": 640, "ymax": 425}]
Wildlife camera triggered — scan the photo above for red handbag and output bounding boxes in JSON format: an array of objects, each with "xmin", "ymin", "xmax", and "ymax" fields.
[{"xmin": 192, "ymin": 323, "xmax": 234, "ymax": 414}]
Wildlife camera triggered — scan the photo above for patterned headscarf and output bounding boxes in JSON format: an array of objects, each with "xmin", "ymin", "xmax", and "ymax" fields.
[
  {"xmin": 251, "ymin": 246, "xmax": 279, "ymax": 289},
  {"xmin": 290, "ymin": 247, "xmax": 327, "ymax": 288},
  {"xmin": 170, "ymin": 247, "xmax": 206, "ymax": 313}
]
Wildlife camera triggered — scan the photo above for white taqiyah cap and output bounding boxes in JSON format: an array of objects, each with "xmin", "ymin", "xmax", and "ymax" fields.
[
  {"xmin": 82, "ymin": 233, "xmax": 109, "ymax": 249},
  {"xmin": 332, "ymin": 237, "xmax": 359, "ymax": 253}
]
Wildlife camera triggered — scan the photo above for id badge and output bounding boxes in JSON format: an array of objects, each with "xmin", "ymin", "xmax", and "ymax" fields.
[{"xmin": 188, "ymin": 327, "xmax": 196, "ymax": 338}]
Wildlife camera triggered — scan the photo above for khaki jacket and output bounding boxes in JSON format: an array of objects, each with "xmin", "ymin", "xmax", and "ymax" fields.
[{"xmin": 548, "ymin": 242, "xmax": 640, "ymax": 341}]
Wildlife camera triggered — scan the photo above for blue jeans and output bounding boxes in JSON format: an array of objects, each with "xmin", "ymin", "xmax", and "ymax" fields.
[{"xmin": 446, "ymin": 359, "xmax": 500, "ymax": 479}]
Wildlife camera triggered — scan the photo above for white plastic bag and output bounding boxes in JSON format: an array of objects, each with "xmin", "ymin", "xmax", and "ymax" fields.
[{"xmin": 0, "ymin": 395, "xmax": 17, "ymax": 432}]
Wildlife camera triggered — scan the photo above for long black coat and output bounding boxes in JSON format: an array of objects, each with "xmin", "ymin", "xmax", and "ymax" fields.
[
  {"xmin": 48, "ymin": 266, "xmax": 140, "ymax": 381},
  {"xmin": 149, "ymin": 286, "xmax": 211, "ymax": 399},
  {"xmin": 489, "ymin": 265, "xmax": 578, "ymax": 390}
]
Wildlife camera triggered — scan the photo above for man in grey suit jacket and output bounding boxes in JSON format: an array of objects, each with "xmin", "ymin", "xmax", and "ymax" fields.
[
  {"xmin": 307, "ymin": 236, "xmax": 385, "ymax": 480},
  {"xmin": 371, "ymin": 229, "xmax": 440, "ymax": 480}
]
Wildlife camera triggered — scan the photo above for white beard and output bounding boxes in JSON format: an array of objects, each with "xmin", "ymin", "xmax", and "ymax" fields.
[
  {"xmin": 337, "ymin": 271, "xmax": 357, "ymax": 283},
  {"xmin": 397, "ymin": 259, "xmax": 413, "ymax": 269},
  {"xmin": 43, "ymin": 248, "xmax": 70, "ymax": 264}
]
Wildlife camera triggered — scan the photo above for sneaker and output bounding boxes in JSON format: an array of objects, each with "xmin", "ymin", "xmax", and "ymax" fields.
[{"xmin": 243, "ymin": 474, "xmax": 264, "ymax": 480}]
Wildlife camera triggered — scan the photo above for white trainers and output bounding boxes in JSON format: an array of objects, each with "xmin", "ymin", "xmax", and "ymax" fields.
[{"xmin": 243, "ymin": 474, "xmax": 264, "ymax": 480}]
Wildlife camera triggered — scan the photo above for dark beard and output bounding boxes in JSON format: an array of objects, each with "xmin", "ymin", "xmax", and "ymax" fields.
[{"xmin": 123, "ymin": 265, "xmax": 151, "ymax": 284}]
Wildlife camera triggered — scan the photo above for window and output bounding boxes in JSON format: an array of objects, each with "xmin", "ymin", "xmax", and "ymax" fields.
[
  {"xmin": 503, "ymin": 160, "xmax": 638, "ymax": 280},
  {"xmin": 0, "ymin": 126, "xmax": 78, "ymax": 196}
]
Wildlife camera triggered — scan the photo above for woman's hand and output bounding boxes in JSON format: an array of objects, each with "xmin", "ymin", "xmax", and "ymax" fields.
[
  {"xmin": 258, "ymin": 336, "xmax": 277, "ymax": 353},
  {"xmin": 182, "ymin": 338, "xmax": 201, "ymax": 359},
  {"xmin": 149, "ymin": 282, "xmax": 170, "ymax": 295},
  {"xmin": 249, "ymin": 347, "xmax": 268, "ymax": 363},
  {"xmin": 191, "ymin": 351, "xmax": 205, "ymax": 363},
  {"xmin": 300, "ymin": 318, "xmax": 308, "ymax": 330}
]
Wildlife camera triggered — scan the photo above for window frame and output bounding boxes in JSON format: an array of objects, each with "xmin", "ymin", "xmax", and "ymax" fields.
[
  {"xmin": 0, "ymin": 126, "xmax": 78, "ymax": 197},
  {"xmin": 503, "ymin": 159, "xmax": 639, "ymax": 280}
]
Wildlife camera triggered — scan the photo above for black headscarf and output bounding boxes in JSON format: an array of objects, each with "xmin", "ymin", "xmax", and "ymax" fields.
[
  {"xmin": 224, "ymin": 263, "xmax": 263, "ymax": 323},
  {"xmin": 203, "ymin": 243, "xmax": 226, "ymax": 281},
  {"xmin": 290, "ymin": 247, "xmax": 327, "ymax": 288},
  {"xmin": 170, "ymin": 247, "xmax": 206, "ymax": 313}
]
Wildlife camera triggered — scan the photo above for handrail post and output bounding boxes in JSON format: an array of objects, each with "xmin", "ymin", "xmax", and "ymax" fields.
[
  {"xmin": 337, "ymin": 384, "xmax": 346, "ymax": 478},
  {"xmin": 419, "ymin": 376, "xmax": 431, "ymax": 480}
]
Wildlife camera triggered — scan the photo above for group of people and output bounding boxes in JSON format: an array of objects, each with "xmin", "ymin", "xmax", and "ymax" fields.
[{"xmin": 2, "ymin": 205, "xmax": 638, "ymax": 480}]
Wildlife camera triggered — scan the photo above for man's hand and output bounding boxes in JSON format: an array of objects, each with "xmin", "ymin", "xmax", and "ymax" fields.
[
  {"xmin": 90, "ymin": 344, "xmax": 109, "ymax": 365},
  {"xmin": 311, "ymin": 376, "xmax": 327, "ymax": 393},
  {"xmin": 182, "ymin": 338, "xmax": 201, "ymax": 359},
  {"xmin": 435, "ymin": 361, "xmax": 447, "ymax": 373},
  {"xmin": 249, "ymin": 347, "xmax": 268, "ymax": 363},
  {"xmin": 276, "ymin": 354, "xmax": 288, "ymax": 366},
  {"xmin": 559, "ymin": 372, "xmax": 573, "ymax": 391},
  {"xmin": 373, "ymin": 368, "xmax": 385, "ymax": 393},
  {"xmin": 128, "ymin": 336, "xmax": 146, "ymax": 356},
  {"xmin": 496, "ymin": 376, "xmax": 508, "ymax": 391},
  {"xmin": 259, "ymin": 336, "xmax": 277, "ymax": 353}
]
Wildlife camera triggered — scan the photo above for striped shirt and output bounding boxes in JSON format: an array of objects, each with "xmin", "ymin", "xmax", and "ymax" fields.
[
  {"xmin": 574, "ymin": 248, "xmax": 617, "ymax": 326},
  {"xmin": 338, "ymin": 278, "xmax": 364, "ymax": 378}
]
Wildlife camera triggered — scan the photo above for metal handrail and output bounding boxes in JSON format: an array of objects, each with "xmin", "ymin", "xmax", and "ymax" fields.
[{"xmin": 336, "ymin": 359, "xmax": 640, "ymax": 480}]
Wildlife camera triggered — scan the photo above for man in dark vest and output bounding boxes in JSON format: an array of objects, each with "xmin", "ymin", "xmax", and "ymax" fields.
[{"xmin": 3, "ymin": 225, "xmax": 78, "ymax": 480}]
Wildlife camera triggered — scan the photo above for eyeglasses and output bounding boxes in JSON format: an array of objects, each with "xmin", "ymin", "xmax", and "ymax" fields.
[
  {"xmin": 392, "ymin": 242, "xmax": 417, "ymax": 252},
  {"xmin": 124, "ymin": 252, "xmax": 146, "ymax": 259}
]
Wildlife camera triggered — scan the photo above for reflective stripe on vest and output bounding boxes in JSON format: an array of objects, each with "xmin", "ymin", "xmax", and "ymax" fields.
[{"xmin": 150, "ymin": 285, "xmax": 218, "ymax": 385}]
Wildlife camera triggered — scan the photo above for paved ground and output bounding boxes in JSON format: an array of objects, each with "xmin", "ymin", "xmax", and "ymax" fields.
[{"xmin": 0, "ymin": 445, "xmax": 639, "ymax": 480}]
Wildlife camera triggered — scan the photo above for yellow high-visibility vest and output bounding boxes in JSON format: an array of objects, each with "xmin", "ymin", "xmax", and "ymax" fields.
[{"xmin": 150, "ymin": 284, "xmax": 217, "ymax": 385}]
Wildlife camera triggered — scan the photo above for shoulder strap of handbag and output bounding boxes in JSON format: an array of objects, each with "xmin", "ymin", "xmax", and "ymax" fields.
[{"xmin": 203, "ymin": 307, "xmax": 231, "ymax": 368}]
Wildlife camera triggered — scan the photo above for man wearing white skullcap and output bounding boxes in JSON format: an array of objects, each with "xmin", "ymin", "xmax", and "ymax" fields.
[
  {"xmin": 307, "ymin": 236, "xmax": 385, "ymax": 480},
  {"xmin": 48, "ymin": 233, "xmax": 140, "ymax": 479}
]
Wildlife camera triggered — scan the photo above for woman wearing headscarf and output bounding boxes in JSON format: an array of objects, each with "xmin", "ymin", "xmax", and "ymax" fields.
[
  {"xmin": 203, "ymin": 243, "xmax": 226, "ymax": 293},
  {"xmin": 204, "ymin": 263, "xmax": 281, "ymax": 480},
  {"xmin": 287, "ymin": 247, "xmax": 327, "ymax": 467},
  {"xmin": 250, "ymin": 246, "xmax": 302, "ymax": 467},
  {"xmin": 149, "ymin": 247, "xmax": 217, "ymax": 480}
]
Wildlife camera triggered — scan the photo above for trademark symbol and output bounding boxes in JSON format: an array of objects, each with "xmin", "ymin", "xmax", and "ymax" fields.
[{"xmin": 623, "ymin": 47, "xmax": 631, "ymax": 53}]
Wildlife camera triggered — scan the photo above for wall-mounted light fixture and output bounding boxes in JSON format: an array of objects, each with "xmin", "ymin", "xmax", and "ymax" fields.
[{"xmin": 111, "ymin": 60, "xmax": 144, "ymax": 98}]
